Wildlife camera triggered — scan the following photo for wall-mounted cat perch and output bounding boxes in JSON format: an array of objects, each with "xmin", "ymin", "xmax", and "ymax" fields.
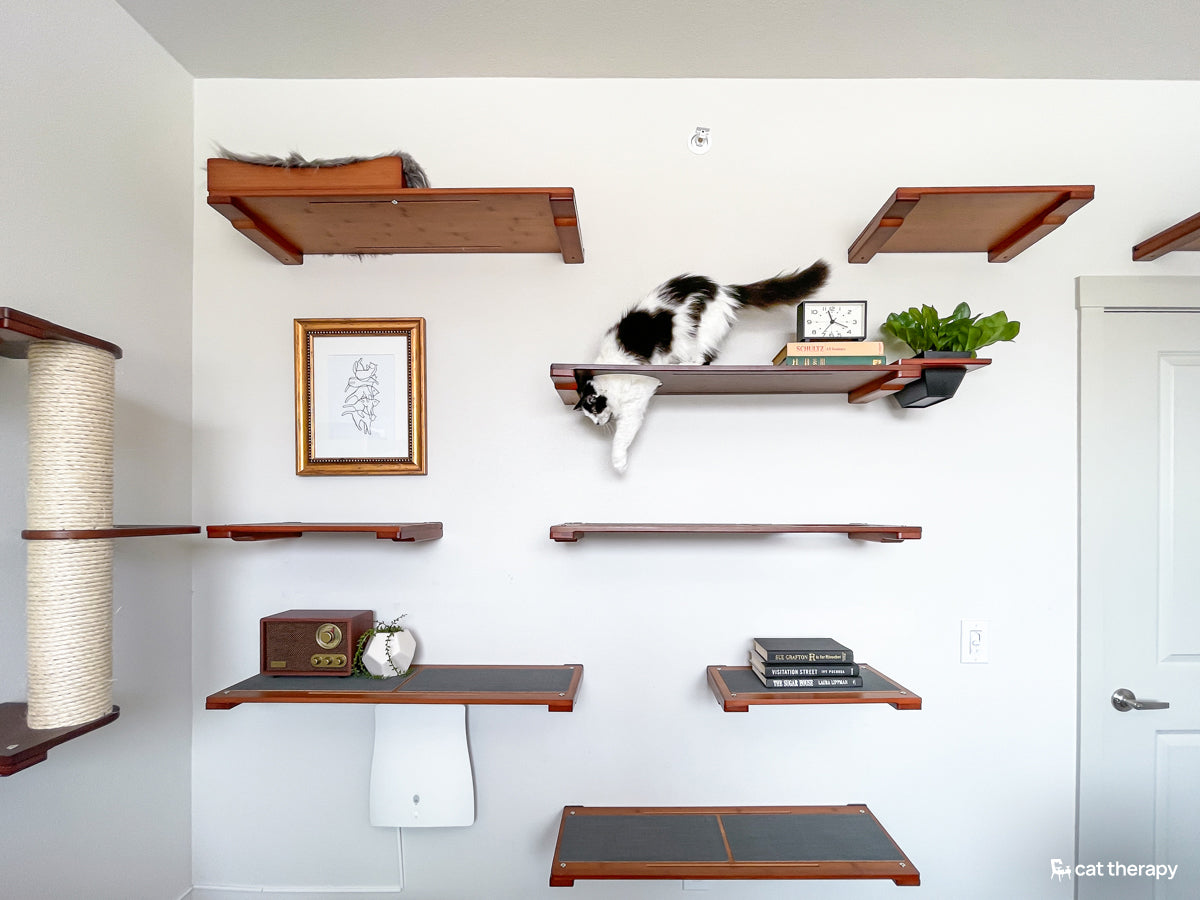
[
  {"xmin": 549, "ymin": 523, "xmax": 921, "ymax": 542},
  {"xmin": 206, "ymin": 157, "xmax": 584, "ymax": 264}
]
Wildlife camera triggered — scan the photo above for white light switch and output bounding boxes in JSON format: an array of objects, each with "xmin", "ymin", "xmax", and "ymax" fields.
[{"xmin": 960, "ymin": 619, "xmax": 990, "ymax": 663}]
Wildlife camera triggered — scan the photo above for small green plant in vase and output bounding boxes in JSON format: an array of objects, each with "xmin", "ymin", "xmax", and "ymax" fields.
[
  {"xmin": 880, "ymin": 303, "xmax": 1019, "ymax": 407},
  {"xmin": 353, "ymin": 615, "xmax": 416, "ymax": 678}
]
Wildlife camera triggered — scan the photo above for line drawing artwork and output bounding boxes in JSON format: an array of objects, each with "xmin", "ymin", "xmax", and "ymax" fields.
[{"xmin": 342, "ymin": 357, "xmax": 381, "ymax": 435}]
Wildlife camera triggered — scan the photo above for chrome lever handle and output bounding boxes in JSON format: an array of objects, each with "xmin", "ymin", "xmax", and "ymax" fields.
[{"xmin": 1112, "ymin": 688, "xmax": 1170, "ymax": 712}]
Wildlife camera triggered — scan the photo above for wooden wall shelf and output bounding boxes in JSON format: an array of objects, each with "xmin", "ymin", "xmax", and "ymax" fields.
[
  {"xmin": 1132, "ymin": 210, "xmax": 1200, "ymax": 260},
  {"xmin": 707, "ymin": 665, "xmax": 921, "ymax": 712},
  {"xmin": 205, "ymin": 522, "xmax": 443, "ymax": 542},
  {"xmin": 207, "ymin": 157, "xmax": 583, "ymax": 265},
  {"xmin": 550, "ymin": 523, "xmax": 921, "ymax": 543},
  {"xmin": 1, "ymin": 307, "xmax": 122, "ymax": 359},
  {"xmin": 551, "ymin": 359, "xmax": 989, "ymax": 405},
  {"xmin": 22, "ymin": 526, "xmax": 200, "ymax": 540},
  {"xmin": 549, "ymin": 805, "xmax": 919, "ymax": 886},
  {"xmin": 206, "ymin": 664, "xmax": 583, "ymax": 712},
  {"xmin": 0, "ymin": 703, "xmax": 120, "ymax": 776},
  {"xmin": 848, "ymin": 185, "xmax": 1094, "ymax": 263}
]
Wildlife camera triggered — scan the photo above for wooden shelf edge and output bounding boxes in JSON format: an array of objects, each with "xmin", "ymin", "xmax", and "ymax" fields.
[
  {"xmin": 205, "ymin": 522, "xmax": 443, "ymax": 542},
  {"xmin": 0, "ymin": 704, "xmax": 120, "ymax": 776},
  {"xmin": 550, "ymin": 524, "xmax": 921, "ymax": 542},
  {"xmin": 206, "ymin": 663, "xmax": 583, "ymax": 712},
  {"xmin": 1133, "ymin": 209, "xmax": 1200, "ymax": 261},
  {"xmin": 22, "ymin": 525, "xmax": 200, "ymax": 540},
  {"xmin": 0, "ymin": 307, "xmax": 123, "ymax": 360},
  {"xmin": 706, "ymin": 665, "xmax": 922, "ymax": 712}
]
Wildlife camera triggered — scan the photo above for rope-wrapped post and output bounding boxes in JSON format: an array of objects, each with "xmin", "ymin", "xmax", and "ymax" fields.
[{"xmin": 25, "ymin": 340, "xmax": 115, "ymax": 728}]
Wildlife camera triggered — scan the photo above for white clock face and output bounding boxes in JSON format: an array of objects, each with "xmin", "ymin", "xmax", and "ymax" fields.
[{"xmin": 801, "ymin": 303, "xmax": 867, "ymax": 339}]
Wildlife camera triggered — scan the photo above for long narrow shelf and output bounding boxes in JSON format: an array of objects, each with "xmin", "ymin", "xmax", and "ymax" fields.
[
  {"xmin": 549, "ymin": 805, "xmax": 919, "ymax": 887},
  {"xmin": 22, "ymin": 525, "xmax": 200, "ymax": 540},
  {"xmin": 551, "ymin": 359, "xmax": 989, "ymax": 406},
  {"xmin": 205, "ymin": 522, "xmax": 443, "ymax": 542},
  {"xmin": 551, "ymin": 523, "xmax": 921, "ymax": 543},
  {"xmin": 1132, "ymin": 210, "xmax": 1200, "ymax": 260},
  {"xmin": 1, "ymin": 307, "xmax": 122, "ymax": 359},
  {"xmin": 707, "ymin": 665, "xmax": 921, "ymax": 712},
  {"xmin": 0, "ymin": 704, "xmax": 120, "ymax": 776},
  {"xmin": 206, "ymin": 664, "xmax": 583, "ymax": 712},
  {"xmin": 848, "ymin": 185, "xmax": 1094, "ymax": 263},
  {"xmin": 207, "ymin": 157, "xmax": 583, "ymax": 265}
]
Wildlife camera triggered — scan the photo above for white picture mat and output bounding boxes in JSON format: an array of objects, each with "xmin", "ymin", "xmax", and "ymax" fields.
[{"xmin": 311, "ymin": 334, "xmax": 411, "ymax": 460}]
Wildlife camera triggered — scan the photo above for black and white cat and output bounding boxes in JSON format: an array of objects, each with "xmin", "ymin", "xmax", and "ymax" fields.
[{"xmin": 576, "ymin": 259, "xmax": 829, "ymax": 471}]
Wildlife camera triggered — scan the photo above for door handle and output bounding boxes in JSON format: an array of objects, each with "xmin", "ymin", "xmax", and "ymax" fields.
[{"xmin": 1112, "ymin": 688, "xmax": 1170, "ymax": 712}]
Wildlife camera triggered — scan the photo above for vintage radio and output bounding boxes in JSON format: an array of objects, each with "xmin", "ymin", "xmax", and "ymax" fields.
[{"xmin": 260, "ymin": 609, "xmax": 373, "ymax": 676}]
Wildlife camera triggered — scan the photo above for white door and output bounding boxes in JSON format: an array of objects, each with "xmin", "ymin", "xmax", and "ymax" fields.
[{"xmin": 1078, "ymin": 277, "xmax": 1200, "ymax": 899}]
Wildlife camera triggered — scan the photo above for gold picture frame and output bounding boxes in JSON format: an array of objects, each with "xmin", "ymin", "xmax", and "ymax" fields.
[{"xmin": 294, "ymin": 317, "xmax": 426, "ymax": 475}]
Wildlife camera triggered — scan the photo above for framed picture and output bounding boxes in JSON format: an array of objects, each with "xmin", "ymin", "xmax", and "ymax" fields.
[{"xmin": 294, "ymin": 317, "xmax": 426, "ymax": 475}]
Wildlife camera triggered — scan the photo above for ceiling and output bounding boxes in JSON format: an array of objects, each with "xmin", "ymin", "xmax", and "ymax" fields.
[{"xmin": 114, "ymin": 0, "xmax": 1200, "ymax": 80}]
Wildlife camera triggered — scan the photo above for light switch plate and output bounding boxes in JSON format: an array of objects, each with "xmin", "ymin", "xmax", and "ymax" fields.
[{"xmin": 961, "ymin": 619, "xmax": 990, "ymax": 663}]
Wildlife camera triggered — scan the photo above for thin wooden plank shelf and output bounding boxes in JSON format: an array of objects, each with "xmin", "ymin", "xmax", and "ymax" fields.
[
  {"xmin": 207, "ymin": 157, "xmax": 583, "ymax": 264},
  {"xmin": 848, "ymin": 185, "xmax": 1094, "ymax": 263},
  {"xmin": 707, "ymin": 665, "xmax": 921, "ymax": 712},
  {"xmin": 549, "ymin": 805, "xmax": 919, "ymax": 887},
  {"xmin": 206, "ymin": 664, "xmax": 583, "ymax": 712},
  {"xmin": 0, "ymin": 703, "xmax": 120, "ymax": 776},
  {"xmin": 550, "ymin": 523, "xmax": 921, "ymax": 543},
  {"xmin": 22, "ymin": 525, "xmax": 200, "ymax": 540},
  {"xmin": 1133, "ymin": 210, "xmax": 1200, "ymax": 260},
  {"xmin": 551, "ymin": 359, "xmax": 990, "ymax": 406},
  {"xmin": 205, "ymin": 522, "xmax": 443, "ymax": 542},
  {"xmin": 0, "ymin": 307, "xmax": 122, "ymax": 359}
]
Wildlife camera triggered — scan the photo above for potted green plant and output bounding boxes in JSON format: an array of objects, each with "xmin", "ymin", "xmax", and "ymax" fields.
[
  {"xmin": 880, "ymin": 302, "xmax": 1020, "ymax": 407},
  {"xmin": 353, "ymin": 615, "xmax": 415, "ymax": 678}
]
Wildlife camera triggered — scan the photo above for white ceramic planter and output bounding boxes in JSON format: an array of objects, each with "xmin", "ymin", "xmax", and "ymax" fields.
[{"xmin": 362, "ymin": 629, "xmax": 417, "ymax": 677}]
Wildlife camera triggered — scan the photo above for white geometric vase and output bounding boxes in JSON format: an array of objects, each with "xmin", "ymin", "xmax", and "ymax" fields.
[{"xmin": 361, "ymin": 629, "xmax": 416, "ymax": 677}]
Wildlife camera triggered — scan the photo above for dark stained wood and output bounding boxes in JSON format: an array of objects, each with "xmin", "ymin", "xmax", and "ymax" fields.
[
  {"xmin": 550, "ymin": 523, "xmax": 921, "ymax": 543},
  {"xmin": 550, "ymin": 359, "xmax": 989, "ymax": 405},
  {"xmin": 207, "ymin": 157, "xmax": 584, "ymax": 264},
  {"xmin": 549, "ymin": 805, "xmax": 919, "ymax": 887},
  {"xmin": 848, "ymin": 185, "xmax": 1094, "ymax": 263},
  {"xmin": 0, "ymin": 703, "xmax": 120, "ymax": 776},
  {"xmin": 706, "ymin": 665, "xmax": 922, "ymax": 712},
  {"xmin": 206, "ymin": 664, "xmax": 583, "ymax": 712},
  {"xmin": 1133, "ymin": 210, "xmax": 1200, "ymax": 260},
  {"xmin": 205, "ymin": 522, "xmax": 443, "ymax": 542},
  {"xmin": 0, "ymin": 307, "xmax": 123, "ymax": 359},
  {"xmin": 22, "ymin": 525, "xmax": 200, "ymax": 540}
]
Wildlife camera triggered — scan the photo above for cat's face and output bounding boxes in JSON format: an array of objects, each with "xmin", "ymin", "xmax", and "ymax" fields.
[{"xmin": 574, "ymin": 379, "xmax": 611, "ymax": 425}]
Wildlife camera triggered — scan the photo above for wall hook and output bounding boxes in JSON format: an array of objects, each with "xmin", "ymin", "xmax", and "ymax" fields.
[{"xmin": 689, "ymin": 126, "xmax": 711, "ymax": 155}]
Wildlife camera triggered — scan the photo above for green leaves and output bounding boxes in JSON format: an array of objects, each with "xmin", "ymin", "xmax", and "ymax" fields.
[{"xmin": 881, "ymin": 303, "xmax": 1020, "ymax": 354}]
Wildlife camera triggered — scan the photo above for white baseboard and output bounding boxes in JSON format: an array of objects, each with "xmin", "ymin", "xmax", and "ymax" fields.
[{"xmin": 189, "ymin": 887, "xmax": 402, "ymax": 900}]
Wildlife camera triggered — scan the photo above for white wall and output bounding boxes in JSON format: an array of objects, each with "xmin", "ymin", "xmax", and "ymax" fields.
[
  {"xmin": 0, "ymin": 2, "xmax": 194, "ymax": 898},
  {"xmin": 191, "ymin": 78, "xmax": 1200, "ymax": 899}
]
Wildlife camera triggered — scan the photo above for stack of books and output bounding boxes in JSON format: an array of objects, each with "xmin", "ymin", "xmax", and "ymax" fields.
[
  {"xmin": 749, "ymin": 637, "xmax": 864, "ymax": 689},
  {"xmin": 772, "ymin": 341, "xmax": 887, "ymax": 367}
]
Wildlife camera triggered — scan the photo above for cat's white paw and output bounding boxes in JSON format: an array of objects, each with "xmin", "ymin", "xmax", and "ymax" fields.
[{"xmin": 611, "ymin": 451, "xmax": 628, "ymax": 473}]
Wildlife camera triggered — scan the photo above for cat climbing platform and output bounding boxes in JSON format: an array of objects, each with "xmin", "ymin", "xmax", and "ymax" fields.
[{"xmin": 206, "ymin": 157, "xmax": 584, "ymax": 264}]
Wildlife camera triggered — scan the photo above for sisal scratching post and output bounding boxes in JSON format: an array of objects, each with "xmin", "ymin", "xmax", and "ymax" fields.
[{"xmin": 25, "ymin": 340, "xmax": 115, "ymax": 728}]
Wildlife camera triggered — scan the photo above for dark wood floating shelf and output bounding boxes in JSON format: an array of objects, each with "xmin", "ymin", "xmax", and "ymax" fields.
[
  {"xmin": 849, "ymin": 185, "xmax": 1094, "ymax": 263},
  {"xmin": 551, "ymin": 360, "xmax": 989, "ymax": 405},
  {"xmin": 0, "ymin": 307, "xmax": 122, "ymax": 359},
  {"xmin": 0, "ymin": 703, "xmax": 120, "ymax": 776},
  {"xmin": 206, "ymin": 664, "xmax": 583, "ymax": 712},
  {"xmin": 207, "ymin": 157, "xmax": 583, "ymax": 265},
  {"xmin": 707, "ymin": 665, "xmax": 921, "ymax": 712},
  {"xmin": 22, "ymin": 525, "xmax": 200, "ymax": 540},
  {"xmin": 550, "ymin": 804, "xmax": 919, "ymax": 887},
  {"xmin": 551, "ymin": 523, "xmax": 921, "ymax": 543},
  {"xmin": 1133, "ymin": 210, "xmax": 1200, "ymax": 260},
  {"xmin": 205, "ymin": 522, "xmax": 443, "ymax": 542}
]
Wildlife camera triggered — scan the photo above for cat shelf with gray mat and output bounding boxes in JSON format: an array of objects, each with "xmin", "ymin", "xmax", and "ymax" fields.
[
  {"xmin": 549, "ymin": 805, "xmax": 919, "ymax": 887},
  {"xmin": 206, "ymin": 157, "xmax": 583, "ymax": 264},
  {"xmin": 706, "ymin": 665, "xmax": 922, "ymax": 712}
]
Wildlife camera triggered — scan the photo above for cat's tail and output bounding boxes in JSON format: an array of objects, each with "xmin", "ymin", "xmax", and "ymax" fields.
[{"xmin": 733, "ymin": 259, "xmax": 829, "ymax": 308}]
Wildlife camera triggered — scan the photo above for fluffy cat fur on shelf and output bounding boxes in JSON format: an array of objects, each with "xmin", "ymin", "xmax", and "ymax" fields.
[{"xmin": 575, "ymin": 259, "xmax": 829, "ymax": 472}]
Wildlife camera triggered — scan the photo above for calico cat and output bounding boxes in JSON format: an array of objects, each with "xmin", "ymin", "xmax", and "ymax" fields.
[{"xmin": 576, "ymin": 259, "xmax": 829, "ymax": 471}]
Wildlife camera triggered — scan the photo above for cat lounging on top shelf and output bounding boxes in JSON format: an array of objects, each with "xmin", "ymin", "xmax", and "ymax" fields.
[{"xmin": 575, "ymin": 259, "xmax": 829, "ymax": 472}]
